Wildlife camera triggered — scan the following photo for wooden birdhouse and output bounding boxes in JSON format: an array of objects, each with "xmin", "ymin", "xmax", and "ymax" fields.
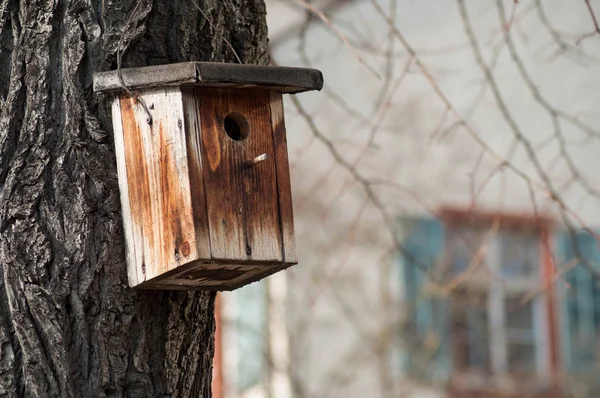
[{"xmin": 94, "ymin": 62, "xmax": 323, "ymax": 290}]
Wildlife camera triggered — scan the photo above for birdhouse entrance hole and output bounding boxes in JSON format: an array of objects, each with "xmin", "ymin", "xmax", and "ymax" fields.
[{"xmin": 224, "ymin": 112, "xmax": 249, "ymax": 141}]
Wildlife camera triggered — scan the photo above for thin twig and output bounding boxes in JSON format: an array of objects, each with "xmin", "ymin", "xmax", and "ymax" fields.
[
  {"xmin": 494, "ymin": 0, "xmax": 600, "ymax": 205},
  {"xmin": 190, "ymin": 0, "xmax": 242, "ymax": 63},
  {"xmin": 116, "ymin": 0, "xmax": 153, "ymax": 125},
  {"xmin": 371, "ymin": 0, "xmax": 398, "ymax": 113},
  {"xmin": 576, "ymin": 0, "xmax": 600, "ymax": 44},
  {"xmin": 292, "ymin": 0, "xmax": 381, "ymax": 78},
  {"xmin": 290, "ymin": 95, "xmax": 439, "ymax": 282},
  {"xmin": 505, "ymin": 0, "xmax": 519, "ymax": 31},
  {"xmin": 535, "ymin": 0, "xmax": 599, "ymax": 64}
]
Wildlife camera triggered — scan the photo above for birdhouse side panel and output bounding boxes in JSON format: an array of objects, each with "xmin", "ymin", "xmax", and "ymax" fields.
[
  {"xmin": 269, "ymin": 91, "xmax": 298, "ymax": 264},
  {"xmin": 196, "ymin": 88, "xmax": 284, "ymax": 263},
  {"xmin": 115, "ymin": 87, "xmax": 199, "ymax": 286}
]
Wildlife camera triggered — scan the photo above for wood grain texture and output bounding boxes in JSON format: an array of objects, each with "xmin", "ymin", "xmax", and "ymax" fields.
[
  {"xmin": 197, "ymin": 88, "xmax": 283, "ymax": 262},
  {"xmin": 269, "ymin": 91, "xmax": 298, "ymax": 264},
  {"xmin": 112, "ymin": 99, "xmax": 143, "ymax": 286},
  {"xmin": 119, "ymin": 88, "xmax": 198, "ymax": 284},
  {"xmin": 182, "ymin": 88, "xmax": 212, "ymax": 260},
  {"xmin": 116, "ymin": 87, "xmax": 297, "ymax": 291}
]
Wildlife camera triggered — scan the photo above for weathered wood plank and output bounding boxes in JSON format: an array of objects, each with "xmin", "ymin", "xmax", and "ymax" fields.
[
  {"xmin": 196, "ymin": 88, "xmax": 247, "ymax": 261},
  {"xmin": 182, "ymin": 88, "xmax": 212, "ymax": 260},
  {"xmin": 93, "ymin": 62, "xmax": 324, "ymax": 94},
  {"xmin": 119, "ymin": 87, "xmax": 198, "ymax": 285},
  {"xmin": 94, "ymin": 63, "xmax": 198, "ymax": 93},
  {"xmin": 269, "ymin": 91, "xmax": 298, "ymax": 264},
  {"xmin": 112, "ymin": 99, "xmax": 143, "ymax": 286},
  {"xmin": 197, "ymin": 88, "xmax": 283, "ymax": 262},
  {"xmin": 134, "ymin": 260, "xmax": 292, "ymax": 291}
]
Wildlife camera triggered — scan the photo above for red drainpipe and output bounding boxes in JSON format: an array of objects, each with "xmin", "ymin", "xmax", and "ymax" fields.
[{"xmin": 213, "ymin": 294, "xmax": 224, "ymax": 398}]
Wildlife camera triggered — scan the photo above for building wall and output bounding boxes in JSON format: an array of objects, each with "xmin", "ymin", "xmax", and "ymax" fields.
[{"xmin": 221, "ymin": 1, "xmax": 600, "ymax": 397}]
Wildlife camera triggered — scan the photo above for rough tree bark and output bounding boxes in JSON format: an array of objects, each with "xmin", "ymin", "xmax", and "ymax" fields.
[{"xmin": 0, "ymin": 0, "xmax": 269, "ymax": 396}]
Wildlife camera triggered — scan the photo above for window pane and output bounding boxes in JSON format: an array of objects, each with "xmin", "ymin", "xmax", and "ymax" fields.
[
  {"xmin": 499, "ymin": 230, "xmax": 539, "ymax": 279},
  {"xmin": 571, "ymin": 336, "xmax": 596, "ymax": 367},
  {"xmin": 505, "ymin": 298, "xmax": 536, "ymax": 373},
  {"xmin": 505, "ymin": 298, "xmax": 534, "ymax": 333},
  {"xmin": 507, "ymin": 342, "xmax": 536, "ymax": 373},
  {"xmin": 451, "ymin": 292, "xmax": 491, "ymax": 374},
  {"xmin": 565, "ymin": 270, "xmax": 580, "ymax": 333},
  {"xmin": 446, "ymin": 226, "xmax": 487, "ymax": 277}
]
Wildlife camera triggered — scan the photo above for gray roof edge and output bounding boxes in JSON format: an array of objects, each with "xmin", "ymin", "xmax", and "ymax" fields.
[{"xmin": 93, "ymin": 62, "xmax": 323, "ymax": 94}]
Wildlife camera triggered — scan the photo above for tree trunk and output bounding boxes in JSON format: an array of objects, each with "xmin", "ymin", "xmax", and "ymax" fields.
[{"xmin": 0, "ymin": 0, "xmax": 269, "ymax": 396}]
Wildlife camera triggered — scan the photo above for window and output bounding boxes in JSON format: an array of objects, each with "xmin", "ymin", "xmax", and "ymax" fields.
[
  {"xmin": 401, "ymin": 209, "xmax": 600, "ymax": 393},
  {"xmin": 444, "ymin": 225, "xmax": 546, "ymax": 380},
  {"xmin": 400, "ymin": 210, "xmax": 556, "ymax": 388}
]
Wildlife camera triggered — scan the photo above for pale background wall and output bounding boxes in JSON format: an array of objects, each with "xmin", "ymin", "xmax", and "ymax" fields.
[{"xmin": 222, "ymin": 1, "xmax": 600, "ymax": 397}]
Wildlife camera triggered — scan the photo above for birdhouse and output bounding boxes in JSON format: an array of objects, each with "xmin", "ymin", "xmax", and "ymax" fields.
[{"xmin": 94, "ymin": 62, "xmax": 323, "ymax": 290}]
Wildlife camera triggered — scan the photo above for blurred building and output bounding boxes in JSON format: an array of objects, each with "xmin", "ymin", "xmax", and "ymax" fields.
[
  {"xmin": 213, "ymin": 0, "xmax": 600, "ymax": 397},
  {"xmin": 213, "ymin": 211, "xmax": 600, "ymax": 398}
]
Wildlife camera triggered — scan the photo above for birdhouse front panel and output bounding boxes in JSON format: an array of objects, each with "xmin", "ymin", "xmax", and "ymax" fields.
[
  {"xmin": 95, "ymin": 62, "xmax": 323, "ymax": 290},
  {"xmin": 196, "ymin": 88, "xmax": 283, "ymax": 263}
]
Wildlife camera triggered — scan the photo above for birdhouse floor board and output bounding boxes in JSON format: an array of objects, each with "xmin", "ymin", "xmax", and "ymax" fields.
[{"xmin": 132, "ymin": 260, "xmax": 294, "ymax": 291}]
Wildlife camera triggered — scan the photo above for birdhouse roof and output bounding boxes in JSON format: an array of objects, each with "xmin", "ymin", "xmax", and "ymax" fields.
[{"xmin": 93, "ymin": 62, "xmax": 323, "ymax": 94}]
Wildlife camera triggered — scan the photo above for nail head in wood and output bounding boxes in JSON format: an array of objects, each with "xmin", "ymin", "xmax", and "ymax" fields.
[{"xmin": 245, "ymin": 154, "xmax": 268, "ymax": 168}]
